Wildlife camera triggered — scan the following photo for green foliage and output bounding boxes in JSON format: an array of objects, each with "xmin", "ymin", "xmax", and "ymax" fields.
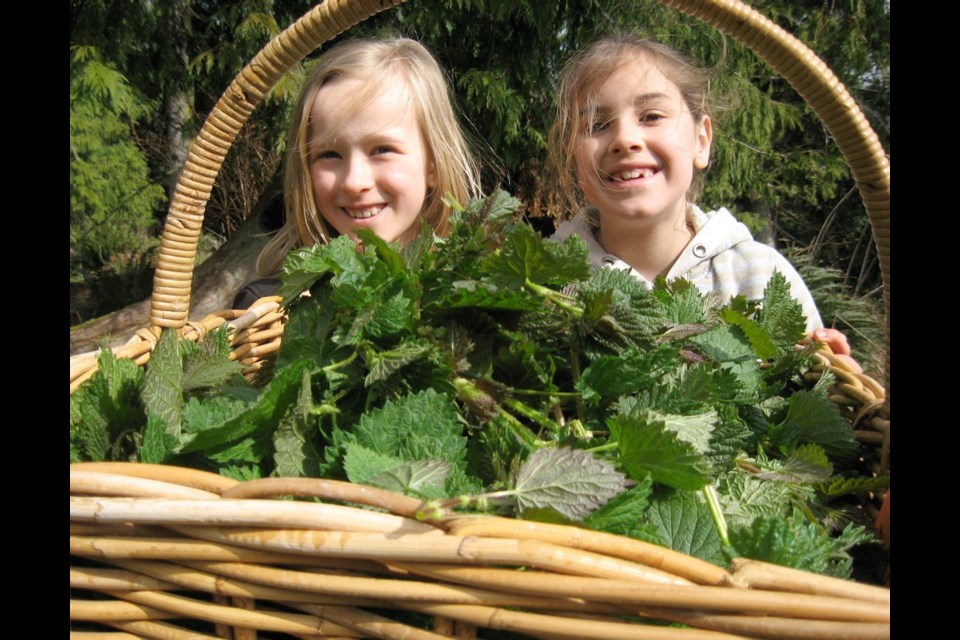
[{"xmin": 71, "ymin": 174, "xmax": 884, "ymax": 585}]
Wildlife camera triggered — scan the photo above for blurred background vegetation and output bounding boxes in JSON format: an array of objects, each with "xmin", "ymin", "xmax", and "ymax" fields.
[{"xmin": 69, "ymin": 0, "xmax": 889, "ymax": 376}]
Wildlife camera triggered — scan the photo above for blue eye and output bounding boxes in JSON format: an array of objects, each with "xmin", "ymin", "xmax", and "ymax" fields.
[
  {"xmin": 315, "ymin": 149, "xmax": 340, "ymax": 160},
  {"xmin": 372, "ymin": 145, "xmax": 396, "ymax": 155}
]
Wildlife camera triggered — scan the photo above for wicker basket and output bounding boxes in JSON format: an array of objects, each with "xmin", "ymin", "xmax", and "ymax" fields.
[{"xmin": 69, "ymin": 0, "xmax": 891, "ymax": 637}]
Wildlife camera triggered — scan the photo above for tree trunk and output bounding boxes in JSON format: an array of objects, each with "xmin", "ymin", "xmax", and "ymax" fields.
[{"xmin": 69, "ymin": 191, "xmax": 283, "ymax": 355}]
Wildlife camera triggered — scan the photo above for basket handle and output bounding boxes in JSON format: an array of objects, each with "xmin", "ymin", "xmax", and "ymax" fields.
[
  {"xmin": 149, "ymin": 0, "xmax": 408, "ymax": 330},
  {"xmin": 661, "ymin": 0, "xmax": 890, "ymax": 409}
]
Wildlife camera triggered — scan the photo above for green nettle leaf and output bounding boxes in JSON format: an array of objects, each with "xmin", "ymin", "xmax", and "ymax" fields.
[
  {"xmin": 690, "ymin": 324, "xmax": 756, "ymax": 363},
  {"xmin": 775, "ymin": 390, "xmax": 859, "ymax": 460},
  {"xmin": 354, "ymin": 389, "xmax": 466, "ymax": 464},
  {"xmin": 182, "ymin": 396, "xmax": 253, "ymax": 434},
  {"xmin": 273, "ymin": 415, "xmax": 323, "ymax": 478},
  {"xmin": 577, "ymin": 345, "xmax": 680, "ymax": 406},
  {"xmin": 651, "ymin": 410, "xmax": 718, "ymax": 454},
  {"xmin": 756, "ymin": 444, "xmax": 833, "ymax": 483},
  {"xmin": 273, "ymin": 368, "xmax": 324, "ymax": 478},
  {"xmin": 483, "ymin": 225, "xmax": 590, "ymax": 289},
  {"xmin": 182, "ymin": 357, "xmax": 245, "ymax": 392},
  {"xmin": 654, "ymin": 278, "xmax": 708, "ymax": 325},
  {"xmin": 585, "ymin": 475, "xmax": 654, "ymax": 537},
  {"xmin": 510, "ymin": 447, "xmax": 631, "ymax": 520},
  {"xmin": 364, "ymin": 341, "xmax": 436, "ymax": 386},
  {"xmin": 718, "ymin": 308, "xmax": 778, "ymax": 361},
  {"xmin": 755, "ymin": 272, "xmax": 808, "ymax": 353},
  {"xmin": 646, "ymin": 488, "xmax": 726, "ymax": 566},
  {"xmin": 142, "ymin": 329, "xmax": 184, "ymax": 436},
  {"xmin": 342, "ymin": 443, "xmax": 406, "ymax": 485},
  {"xmin": 820, "ymin": 474, "xmax": 891, "ymax": 499},
  {"xmin": 366, "ymin": 459, "xmax": 452, "ymax": 497},
  {"xmin": 717, "ymin": 471, "xmax": 796, "ymax": 528},
  {"xmin": 274, "ymin": 288, "xmax": 338, "ymax": 370},
  {"xmin": 356, "ymin": 229, "xmax": 408, "ymax": 275},
  {"xmin": 178, "ymin": 360, "xmax": 310, "ymax": 453},
  {"xmin": 140, "ymin": 413, "xmax": 177, "ymax": 464},
  {"xmin": 728, "ymin": 515, "xmax": 874, "ymax": 579},
  {"xmin": 610, "ymin": 413, "xmax": 710, "ymax": 490},
  {"xmin": 207, "ymin": 437, "xmax": 264, "ymax": 465},
  {"xmin": 71, "ymin": 349, "xmax": 145, "ymax": 461}
]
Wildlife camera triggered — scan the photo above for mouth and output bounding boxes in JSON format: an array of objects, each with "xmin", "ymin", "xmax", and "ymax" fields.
[
  {"xmin": 604, "ymin": 167, "xmax": 657, "ymax": 182},
  {"xmin": 342, "ymin": 206, "xmax": 383, "ymax": 219}
]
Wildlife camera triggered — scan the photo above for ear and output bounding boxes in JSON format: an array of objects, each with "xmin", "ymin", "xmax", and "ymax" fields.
[
  {"xmin": 426, "ymin": 159, "xmax": 438, "ymax": 190},
  {"xmin": 693, "ymin": 115, "xmax": 713, "ymax": 170}
]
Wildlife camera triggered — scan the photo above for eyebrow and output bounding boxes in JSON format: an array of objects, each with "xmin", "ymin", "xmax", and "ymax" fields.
[{"xmin": 582, "ymin": 92, "xmax": 674, "ymax": 118}]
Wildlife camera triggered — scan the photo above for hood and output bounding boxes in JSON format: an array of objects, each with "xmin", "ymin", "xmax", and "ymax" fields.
[{"xmin": 666, "ymin": 206, "xmax": 754, "ymax": 278}]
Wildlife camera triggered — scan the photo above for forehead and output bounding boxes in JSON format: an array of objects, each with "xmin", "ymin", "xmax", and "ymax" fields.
[
  {"xmin": 309, "ymin": 74, "xmax": 418, "ymax": 139},
  {"xmin": 588, "ymin": 57, "xmax": 684, "ymax": 108}
]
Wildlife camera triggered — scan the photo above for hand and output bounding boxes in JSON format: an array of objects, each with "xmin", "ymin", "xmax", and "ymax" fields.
[{"xmin": 810, "ymin": 327, "xmax": 862, "ymax": 374}]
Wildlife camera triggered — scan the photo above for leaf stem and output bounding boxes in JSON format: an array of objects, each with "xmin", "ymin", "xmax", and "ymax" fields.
[
  {"xmin": 584, "ymin": 441, "xmax": 619, "ymax": 454},
  {"xmin": 504, "ymin": 397, "xmax": 558, "ymax": 434},
  {"xmin": 524, "ymin": 278, "xmax": 582, "ymax": 317},
  {"xmin": 703, "ymin": 484, "xmax": 730, "ymax": 548},
  {"xmin": 322, "ymin": 351, "xmax": 358, "ymax": 374}
]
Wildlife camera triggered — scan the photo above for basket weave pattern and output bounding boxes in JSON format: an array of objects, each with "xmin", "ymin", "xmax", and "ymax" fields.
[{"xmin": 71, "ymin": 462, "xmax": 890, "ymax": 639}]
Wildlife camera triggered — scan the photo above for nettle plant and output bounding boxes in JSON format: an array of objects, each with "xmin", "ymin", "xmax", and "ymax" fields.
[{"xmin": 71, "ymin": 191, "xmax": 886, "ymax": 578}]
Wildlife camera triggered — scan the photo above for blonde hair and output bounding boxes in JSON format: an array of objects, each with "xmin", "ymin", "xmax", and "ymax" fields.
[
  {"xmin": 257, "ymin": 37, "xmax": 481, "ymax": 276},
  {"xmin": 547, "ymin": 35, "xmax": 713, "ymax": 228}
]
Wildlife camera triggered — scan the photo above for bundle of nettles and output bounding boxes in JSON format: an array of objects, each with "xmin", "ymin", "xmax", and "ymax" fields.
[{"xmin": 70, "ymin": 190, "xmax": 888, "ymax": 579}]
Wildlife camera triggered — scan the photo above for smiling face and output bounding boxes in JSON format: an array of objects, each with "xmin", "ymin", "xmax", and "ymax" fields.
[
  {"xmin": 308, "ymin": 74, "xmax": 436, "ymax": 244},
  {"xmin": 573, "ymin": 57, "xmax": 712, "ymax": 231}
]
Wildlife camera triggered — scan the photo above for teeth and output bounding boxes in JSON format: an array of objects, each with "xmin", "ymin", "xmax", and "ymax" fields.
[
  {"xmin": 344, "ymin": 207, "xmax": 381, "ymax": 219},
  {"xmin": 609, "ymin": 168, "xmax": 653, "ymax": 181}
]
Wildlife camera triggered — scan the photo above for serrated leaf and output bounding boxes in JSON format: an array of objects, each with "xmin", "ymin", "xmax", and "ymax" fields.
[
  {"xmin": 182, "ymin": 357, "xmax": 245, "ymax": 392},
  {"xmin": 690, "ymin": 324, "xmax": 756, "ymax": 363},
  {"xmin": 728, "ymin": 514, "xmax": 873, "ymax": 578},
  {"xmin": 577, "ymin": 345, "xmax": 679, "ymax": 406},
  {"xmin": 655, "ymin": 278, "xmax": 708, "ymax": 324},
  {"xmin": 142, "ymin": 329, "xmax": 184, "ymax": 436},
  {"xmin": 820, "ymin": 474, "xmax": 891, "ymax": 498},
  {"xmin": 610, "ymin": 413, "xmax": 710, "ymax": 489},
  {"xmin": 776, "ymin": 390, "xmax": 859, "ymax": 460},
  {"xmin": 717, "ymin": 471, "xmax": 795, "ymax": 528},
  {"xmin": 757, "ymin": 444, "xmax": 833, "ymax": 483},
  {"xmin": 342, "ymin": 443, "xmax": 405, "ymax": 485},
  {"xmin": 756, "ymin": 272, "xmax": 807, "ymax": 354},
  {"xmin": 178, "ymin": 360, "xmax": 310, "ymax": 453},
  {"xmin": 182, "ymin": 395, "xmax": 253, "ymax": 434},
  {"xmin": 366, "ymin": 458, "xmax": 451, "ymax": 496},
  {"xmin": 364, "ymin": 341, "xmax": 434, "ymax": 386},
  {"xmin": 354, "ymin": 388, "xmax": 466, "ymax": 464},
  {"xmin": 72, "ymin": 349, "xmax": 146, "ymax": 461},
  {"xmin": 511, "ymin": 447, "xmax": 630, "ymax": 520},
  {"xmin": 585, "ymin": 475, "xmax": 654, "ymax": 537},
  {"xmin": 651, "ymin": 410, "xmax": 717, "ymax": 454},
  {"xmin": 646, "ymin": 489, "xmax": 725, "ymax": 565},
  {"xmin": 435, "ymin": 280, "xmax": 541, "ymax": 311},
  {"xmin": 140, "ymin": 413, "xmax": 177, "ymax": 464},
  {"xmin": 719, "ymin": 308, "xmax": 778, "ymax": 360},
  {"xmin": 207, "ymin": 437, "xmax": 263, "ymax": 465},
  {"xmin": 273, "ymin": 414, "xmax": 322, "ymax": 478},
  {"xmin": 483, "ymin": 225, "xmax": 590, "ymax": 289}
]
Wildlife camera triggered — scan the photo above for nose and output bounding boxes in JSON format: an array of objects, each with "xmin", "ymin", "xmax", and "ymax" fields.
[
  {"xmin": 341, "ymin": 153, "xmax": 374, "ymax": 195},
  {"xmin": 609, "ymin": 117, "xmax": 644, "ymax": 154}
]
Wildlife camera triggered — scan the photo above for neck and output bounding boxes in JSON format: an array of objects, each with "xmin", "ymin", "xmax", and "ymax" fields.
[{"xmin": 595, "ymin": 207, "xmax": 694, "ymax": 281}]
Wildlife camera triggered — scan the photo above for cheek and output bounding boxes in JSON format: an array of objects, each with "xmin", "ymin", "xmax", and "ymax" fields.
[{"xmin": 310, "ymin": 167, "xmax": 338, "ymax": 203}]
